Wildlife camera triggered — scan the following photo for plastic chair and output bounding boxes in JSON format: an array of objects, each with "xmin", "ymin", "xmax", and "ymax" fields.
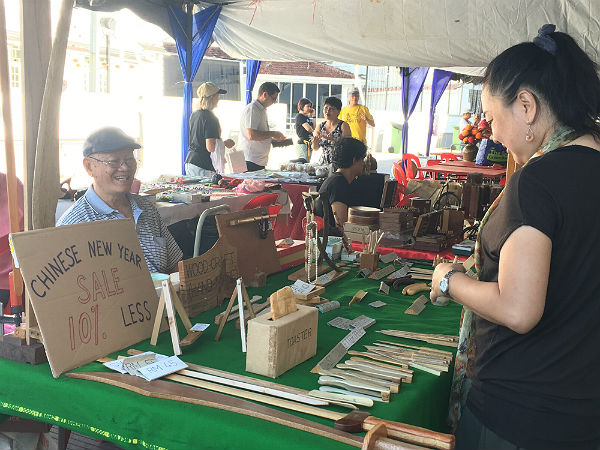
[
  {"xmin": 243, "ymin": 193, "xmax": 279, "ymax": 210},
  {"xmin": 243, "ymin": 192, "xmax": 281, "ymax": 229},
  {"xmin": 440, "ymin": 152, "xmax": 459, "ymax": 162},
  {"xmin": 392, "ymin": 161, "xmax": 407, "ymax": 188},
  {"xmin": 401, "ymin": 154, "xmax": 424, "ymax": 179}
]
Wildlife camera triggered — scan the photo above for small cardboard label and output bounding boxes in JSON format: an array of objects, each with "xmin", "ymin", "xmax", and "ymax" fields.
[
  {"xmin": 379, "ymin": 253, "xmax": 397, "ymax": 264},
  {"xmin": 369, "ymin": 300, "xmax": 387, "ymax": 308},
  {"xmin": 349, "ymin": 315, "xmax": 376, "ymax": 330},
  {"xmin": 316, "ymin": 272, "xmax": 333, "ymax": 285},
  {"xmin": 122, "ymin": 352, "xmax": 158, "ymax": 375},
  {"xmin": 290, "ymin": 279, "xmax": 315, "ymax": 295},
  {"xmin": 327, "ymin": 317, "xmax": 353, "ymax": 330},
  {"xmin": 316, "ymin": 301, "xmax": 340, "ymax": 313},
  {"xmin": 137, "ymin": 355, "xmax": 188, "ymax": 381},
  {"xmin": 340, "ymin": 327, "xmax": 366, "ymax": 348},
  {"xmin": 190, "ymin": 323, "xmax": 210, "ymax": 332}
]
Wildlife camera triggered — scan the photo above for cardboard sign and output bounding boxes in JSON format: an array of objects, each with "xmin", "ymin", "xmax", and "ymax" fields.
[
  {"xmin": 10, "ymin": 219, "xmax": 159, "ymax": 378},
  {"xmin": 178, "ymin": 238, "xmax": 239, "ymax": 317}
]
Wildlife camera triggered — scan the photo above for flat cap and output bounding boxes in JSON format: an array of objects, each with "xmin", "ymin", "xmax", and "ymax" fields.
[{"xmin": 83, "ymin": 127, "xmax": 141, "ymax": 157}]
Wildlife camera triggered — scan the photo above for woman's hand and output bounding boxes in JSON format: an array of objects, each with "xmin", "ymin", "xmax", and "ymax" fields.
[
  {"xmin": 430, "ymin": 262, "xmax": 466, "ymax": 303},
  {"xmin": 224, "ymin": 139, "xmax": 235, "ymax": 148}
]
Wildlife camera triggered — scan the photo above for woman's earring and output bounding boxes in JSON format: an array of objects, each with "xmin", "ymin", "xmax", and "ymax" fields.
[{"xmin": 525, "ymin": 125, "xmax": 534, "ymax": 142}]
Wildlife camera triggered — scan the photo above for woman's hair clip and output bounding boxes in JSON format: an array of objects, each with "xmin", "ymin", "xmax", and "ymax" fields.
[{"xmin": 533, "ymin": 23, "xmax": 557, "ymax": 55}]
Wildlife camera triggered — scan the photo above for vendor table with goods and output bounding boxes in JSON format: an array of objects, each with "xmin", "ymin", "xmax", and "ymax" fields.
[
  {"xmin": 416, "ymin": 161, "xmax": 506, "ymax": 181},
  {"xmin": 0, "ymin": 261, "xmax": 462, "ymax": 450}
]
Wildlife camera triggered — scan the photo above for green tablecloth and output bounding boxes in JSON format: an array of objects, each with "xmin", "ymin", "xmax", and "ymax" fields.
[{"xmin": 0, "ymin": 263, "xmax": 462, "ymax": 450}]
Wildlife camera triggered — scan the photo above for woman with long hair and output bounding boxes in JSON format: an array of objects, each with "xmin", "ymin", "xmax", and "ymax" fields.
[{"xmin": 431, "ymin": 25, "xmax": 600, "ymax": 450}]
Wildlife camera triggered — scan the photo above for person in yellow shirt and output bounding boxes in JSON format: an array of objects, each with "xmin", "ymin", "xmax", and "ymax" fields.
[{"xmin": 338, "ymin": 87, "xmax": 375, "ymax": 143}]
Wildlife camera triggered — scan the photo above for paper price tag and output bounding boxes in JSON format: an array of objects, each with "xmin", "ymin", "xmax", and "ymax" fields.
[
  {"xmin": 317, "ymin": 301, "xmax": 340, "ymax": 313},
  {"xmin": 290, "ymin": 279, "xmax": 315, "ymax": 295},
  {"xmin": 103, "ymin": 359, "xmax": 127, "ymax": 374},
  {"xmin": 327, "ymin": 317, "xmax": 353, "ymax": 330},
  {"xmin": 349, "ymin": 315, "xmax": 376, "ymax": 330},
  {"xmin": 190, "ymin": 323, "xmax": 210, "ymax": 332},
  {"xmin": 317, "ymin": 272, "xmax": 332, "ymax": 285},
  {"xmin": 369, "ymin": 301, "xmax": 387, "ymax": 308},
  {"xmin": 379, "ymin": 253, "xmax": 397, "ymax": 264},
  {"xmin": 341, "ymin": 327, "xmax": 366, "ymax": 349},
  {"xmin": 137, "ymin": 356, "xmax": 188, "ymax": 381}
]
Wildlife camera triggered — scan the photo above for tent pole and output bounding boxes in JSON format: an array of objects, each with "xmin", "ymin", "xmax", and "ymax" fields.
[
  {"xmin": 32, "ymin": 0, "xmax": 73, "ymax": 230},
  {"xmin": 20, "ymin": 0, "xmax": 51, "ymax": 231},
  {"xmin": 0, "ymin": 0, "xmax": 23, "ymax": 298}
]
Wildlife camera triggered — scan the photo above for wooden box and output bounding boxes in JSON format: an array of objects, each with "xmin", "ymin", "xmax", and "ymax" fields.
[
  {"xmin": 246, "ymin": 305, "xmax": 318, "ymax": 378},
  {"xmin": 360, "ymin": 252, "xmax": 379, "ymax": 272}
]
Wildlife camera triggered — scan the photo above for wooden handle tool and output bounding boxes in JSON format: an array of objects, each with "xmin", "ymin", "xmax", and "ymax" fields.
[
  {"xmin": 336, "ymin": 411, "xmax": 455, "ymax": 450},
  {"xmin": 401, "ymin": 283, "xmax": 430, "ymax": 296}
]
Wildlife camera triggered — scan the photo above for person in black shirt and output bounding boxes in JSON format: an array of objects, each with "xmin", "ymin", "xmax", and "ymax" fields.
[
  {"xmin": 294, "ymin": 98, "xmax": 314, "ymax": 161},
  {"xmin": 430, "ymin": 25, "xmax": 600, "ymax": 450},
  {"xmin": 317, "ymin": 137, "xmax": 366, "ymax": 235},
  {"xmin": 185, "ymin": 82, "xmax": 234, "ymax": 177}
]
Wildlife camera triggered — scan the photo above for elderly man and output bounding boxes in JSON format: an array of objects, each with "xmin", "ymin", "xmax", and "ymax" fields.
[
  {"xmin": 238, "ymin": 82, "xmax": 287, "ymax": 171},
  {"xmin": 338, "ymin": 87, "xmax": 375, "ymax": 144},
  {"xmin": 57, "ymin": 127, "xmax": 182, "ymax": 273}
]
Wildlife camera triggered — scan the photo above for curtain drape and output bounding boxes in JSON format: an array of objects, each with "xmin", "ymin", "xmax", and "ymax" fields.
[
  {"xmin": 401, "ymin": 67, "xmax": 429, "ymax": 154},
  {"xmin": 168, "ymin": 4, "xmax": 221, "ymax": 173},
  {"xmin": 245, "ymin": 60, "xmax": 261, "ymax": 104},
  {"xmin": 426, "ymin": 69, "xmax": 453, "ymax": 156}
]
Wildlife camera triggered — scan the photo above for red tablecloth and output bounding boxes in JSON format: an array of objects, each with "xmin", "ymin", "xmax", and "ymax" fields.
[
  {"xmin": 350, "ymin": 242, "xmax": 459, "ymax": 261},
  {"xmin": 273, "ymin": 183, "xmax": 311, "ymax": 240}
]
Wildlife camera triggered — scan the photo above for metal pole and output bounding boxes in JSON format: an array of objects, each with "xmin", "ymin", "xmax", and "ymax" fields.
[{"xmin": 106, "ymin": 34, "xmax": 110, "ymax": 93}]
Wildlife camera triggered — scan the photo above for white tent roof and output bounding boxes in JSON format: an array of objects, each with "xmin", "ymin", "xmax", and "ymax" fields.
[
  {"xmin": 75, "ymin": 0, "xmax": 600, "ymax": 72},
  {"xmin": 210, "ymin": 0, "xmax": 600, "ymax": 70}
]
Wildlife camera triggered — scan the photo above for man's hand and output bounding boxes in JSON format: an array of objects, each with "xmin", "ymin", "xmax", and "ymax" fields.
[
  {"xmin": 224, "ymin": 139, "xmax": 235, "ymax": 149},
  {"xmin": 271, "ymin": 131, "xmax": 286, "ymax": 141}
]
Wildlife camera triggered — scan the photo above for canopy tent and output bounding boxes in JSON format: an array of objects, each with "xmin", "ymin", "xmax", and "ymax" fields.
[
  {"xmin": 20, "ymin": 0, "xmax": 600, "ymax": 227},
  {"xmin": 75, "ymin": 0, "xmax": 600, "ymax": 70}
]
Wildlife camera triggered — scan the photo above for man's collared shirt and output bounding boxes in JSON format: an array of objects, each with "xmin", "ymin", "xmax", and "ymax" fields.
[
  {"xmin": 238, "ymin": 100, "xmax": 272, "ymax": 166},
  {"xmin": 57, "ymin": 185, "xmax": 182, "ymax": 273}
]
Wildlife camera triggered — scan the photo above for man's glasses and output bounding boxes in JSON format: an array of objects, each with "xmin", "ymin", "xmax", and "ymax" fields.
[
  {"xmin": 87, "ymin": 156, "xmax": 137, "ymax": 169},
  {"xmin": 323, "ymin": 106, "xmax": 338, "ymax": 113}
]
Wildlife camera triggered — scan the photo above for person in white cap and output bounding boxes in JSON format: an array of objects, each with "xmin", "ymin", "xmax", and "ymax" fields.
[
  {"xmin": 186, "ymin": 82, "xmax": 234, "ymax": 176},
  {"xmin": 338, "ymin": 87, "xmax": 375, "ymax": 144},
  {"xmin": 57, "ymin": 127, "xmax": 182, "ymax": 273}
]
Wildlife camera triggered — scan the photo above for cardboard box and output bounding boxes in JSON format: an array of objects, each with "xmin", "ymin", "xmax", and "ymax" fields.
[
  {"xmin": 246, "ymin": 305, "xmax": 318, "ymax": 378},
  {"xmin": 276, "ymin": 240, "xmax": 306, "ymax": 270}
]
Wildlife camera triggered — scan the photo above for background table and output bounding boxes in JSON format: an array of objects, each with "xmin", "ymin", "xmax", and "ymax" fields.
[
  {"xmin": 0, "ymin": 263, "xmax": 461, "ymax": 450},
  {"xmin": 417, "ymin": 161, "xmax": 505, "ymax": 180}
]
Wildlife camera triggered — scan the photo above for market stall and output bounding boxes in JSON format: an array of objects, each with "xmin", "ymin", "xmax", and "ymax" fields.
[{"xmin": 0, "ymin": 263, "xmax": 461, "ymax": 450}]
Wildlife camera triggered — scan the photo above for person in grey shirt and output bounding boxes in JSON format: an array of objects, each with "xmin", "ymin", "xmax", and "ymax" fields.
[{"xmin": 238, "ymin": 82, "xmax": 286, "ymax": 171}]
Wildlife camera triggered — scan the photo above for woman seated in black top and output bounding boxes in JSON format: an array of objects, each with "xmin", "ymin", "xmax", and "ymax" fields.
[
  {"xmin": 430, "ymin": 25, "xmax": 600, "ymax": 450},
  {"xmin": 317, "ymin": 137, "xmax": 366, "ymax": 235}
]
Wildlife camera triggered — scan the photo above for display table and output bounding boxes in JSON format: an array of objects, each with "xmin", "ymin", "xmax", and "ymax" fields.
[
  {"xmin": 0, "ymin": 263, "xmax": 461, "ymax": 450},
  {"xmin": 350, "ymin": 243, "xmax": 460, "ymax": 262},
  {"xmin": 416, "ymin": 161, "xmax": 505, "ymax": 180}
]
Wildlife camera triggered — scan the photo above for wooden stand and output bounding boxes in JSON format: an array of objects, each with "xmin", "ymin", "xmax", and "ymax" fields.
[
  {"xmin": 360, "ymin": 252, "xmax": 379, "ymax": 273},
  {"xmin": 215, "ymin": 278, "xmax": 256, "ymax": 342},
  {"xmin": 151, "ymin": 280, "xmax": 201, "ymax": 356}
]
